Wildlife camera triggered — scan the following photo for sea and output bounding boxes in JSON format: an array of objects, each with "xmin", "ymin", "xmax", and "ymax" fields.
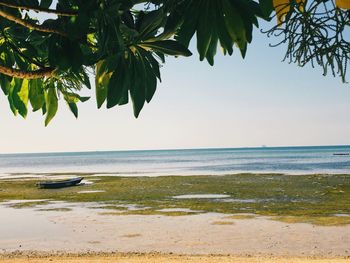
[{"xmin": 1, "ymin": 145, "xmax": 350, "ymax": 178}]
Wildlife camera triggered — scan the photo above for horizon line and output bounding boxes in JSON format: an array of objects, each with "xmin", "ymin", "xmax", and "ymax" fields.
[{"xmin": 0, "ymin": 144, "xmax": 350, "ymax": 156}]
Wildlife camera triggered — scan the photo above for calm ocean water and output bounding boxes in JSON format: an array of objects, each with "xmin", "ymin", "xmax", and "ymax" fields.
[{"xmin": 1, "ymin": 146, "xmax": 350, "ymax": 178}]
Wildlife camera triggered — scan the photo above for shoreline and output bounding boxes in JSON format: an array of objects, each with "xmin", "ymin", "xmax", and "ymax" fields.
[{"xmin": 2, "ymin": 171, "xmax": 350, "ymax": 179}]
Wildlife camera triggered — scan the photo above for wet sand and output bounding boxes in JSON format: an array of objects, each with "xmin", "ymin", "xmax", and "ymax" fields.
[{"xmin": 0, "ymin": 202, "xmax": 350, "ymax": 258}]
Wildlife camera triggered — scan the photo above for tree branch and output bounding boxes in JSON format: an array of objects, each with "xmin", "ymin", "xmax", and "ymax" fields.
[
  {"xmin": 0, "ymin": 65, "xmax": 54, "ymax": 79},
  {"xmin": 0, "ymin": 1, "xmax": 77, "ymax": 16},
  {"xmin": 0, "ymin": 10, "xmax": 68, "ymax": 37}
]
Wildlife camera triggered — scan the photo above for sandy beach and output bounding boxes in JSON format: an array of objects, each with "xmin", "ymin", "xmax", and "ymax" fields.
[
  {"xmin": 1, "ymin": 200, "xmax": 350, "ymax": 262},
  {"xmin": 1, "ymin": 253, "xmax": 350, "ymax": 263},
  {"xmin": 1, "ymin": 172, "xmax": 350, "ymax": 262},
  {"xmin": 0, "ymin": 173, "xmax": 348, "ymax": 263}
]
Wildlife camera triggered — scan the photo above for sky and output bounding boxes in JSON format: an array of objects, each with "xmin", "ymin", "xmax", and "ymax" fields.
[{"xmin": 1, "ymin": 20, "xmax": 350, "ymax": 153}]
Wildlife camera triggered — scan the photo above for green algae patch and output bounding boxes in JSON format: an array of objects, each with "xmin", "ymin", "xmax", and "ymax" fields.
[
  {"xmin": 100, "ymin": 209, "xmax": 200, "ymax": 217},
  {"xmin": 225, "ymin": 214, "xmax": 256, "ymax": 220},
  {"xmin": 8, "ymin": 201, "xmax": 50, "ymax": 209},
  {"xmin": 121, "ymin": 233, "xmax": 142, "ymax": 238},
  {"xmin": 37, "ymin": 207, "xmax": 72, "ymax": 212},
  {"xmin": 91, "ymin": 205, "xmax": 129, "ymax": 211},
  {"xmin": 272, "ymin": 215, "xmax": 350, "ymax": 226},
  {"xmin": 211, "ymin": 221, "xmax": 235, "ymax": 225},
  {"xmin": 1, "ymin": 173, "xmax": 350, "ymax": 225}
]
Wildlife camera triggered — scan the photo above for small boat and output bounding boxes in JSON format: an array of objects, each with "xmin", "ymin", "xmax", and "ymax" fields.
[
  {"xmin": 333, "ymin": 153, "xmax": 350, "ymax": 156},
  {"xmin": 36, "ymin": 177, "xmax": 84, "ymax": 189}
]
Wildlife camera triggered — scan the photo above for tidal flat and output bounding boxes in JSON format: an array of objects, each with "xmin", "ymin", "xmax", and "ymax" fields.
[{"xmin": 0, "ymin": 173, "xmax": 349, "ymax": 225}]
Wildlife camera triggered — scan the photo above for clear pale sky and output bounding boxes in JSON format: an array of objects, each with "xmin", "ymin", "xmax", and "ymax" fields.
[{"xmin": 1, "ymin": 22, "xmax": 350, "ymax": 153}]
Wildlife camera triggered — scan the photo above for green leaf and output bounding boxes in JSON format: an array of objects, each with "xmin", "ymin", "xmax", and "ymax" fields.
[
  {"xmin": 68, "ymin": 102, "xmax": 78, "ymax": 118},
  {"xmin": 233, "ymin": 0, "xmax": 260, "ymax": 43},
  {"xmin": 0, "ymin": 75, "xmax": 11, "ymax": 95},
  {"xmin": 140, "ymin": 40, "xmax": 192, "ymax": 57},
  {"xmin": 176, "ymin": 1, "xmax": 199, "ymax": 47},
  {"xmin": 41, "ymin": 102, "xmax": 47, "ymax": 115},
  {"xmin": 144, "ymin": 60, "xmax": 157, "ymax": 103},
  {"xmin": 107, "ymin": 58, "xmax": 130, "ymax": 108},
  {"xmin": 48, "ymin": 36, "xmax": 83, "ymax": 71},
  {"xmin": 197, "ymin": 0, "xmax": 212, "ymax": 61},
  {"xmin": 39, "ymin": 0, "xmax": 53, "ymax": 8},
  {"xmin": 81, "ymin": 70, "xmax": 91, "ymax": 90},
  {"xmin": 13, "ymin": 53, "xmax": 28, "ymax": 70},
  {"xmin": 259, "ymin": 0, "xmax": 274, "ymax": 18},
  {"xmin": 121, "ymin": 11, "xmax": 134, "ymax": 28},
  {"xmin": 48, "ymin": 36, "xmax": 70, "ymax": 70},
  {"xmin": 29, "ymin": 79, "xmax": 45, "ymax": 112},
  {"xmin": 12, "ymin": 78, "xmax": 29, "ymax": 118},
  {"xmin": 138, "ymin": 9, "xmax": 165, "ymax": 39},
  {"xmin": 216, "ymin": 8, "xmax": 234, "ymax": 55},
  {"xmin": 138, "ymin": 48, "xmax": 161, "ymax": 81},
  {"xmin": 146, "ymin": 54, "xmax": 161, "ymax": 81},
  {"xmin": 45, "ymin": 85, "xmax": 58, "ymax": 126},
  {"xmin": 130, "ymin": 55, "xmax": 146, "ymax": 118},
  {"xmin": 205, "ymin": 1, "xmax": 219, "ymax": 65},
  {"xmin": 67, "ymin": 12, "xmax": 90, "ymax": 39},
  {"xmin": 206, "ymin": 34, "xmax": 218, "ymax": 66},
  {"xmin": 7, "ymin": 79, "xmax": 18, "ymax": 116},
  {"xmin": 63, "ymin": 93, "xmax": 78, "ymax": 103},
  {"xmin": 79, "ymin": 96, "xmax": 90, "ymax": 102},
  {"xmin": 63, "ymin": 92, "xmax": 90, "ymax": 104},
  {"xmin": 118, "ymin": 89, "xmax": 129, "ymax": 106},
  {"xmin": 95, "ymin": 60, "xmax": 110, "ymax": 108},
  {"xmin": 161, "ymin": 7, "xmax": 184, "ymax": 39},
  {"xmin": 222, "ymin": 0, "xmax": 247, "ymax": 57}
]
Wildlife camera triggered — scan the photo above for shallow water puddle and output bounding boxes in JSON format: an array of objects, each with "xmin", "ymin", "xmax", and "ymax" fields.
[
  {"xmin": 173, "ymin": 194, "xmax": 230, "ymax": 199},
  {"xmin": 334, "ymin": 214, "xmax": 350, "ymax": 217},
  {"xmin": 156, "ymin": 208, "xmax": 200, "ymax": 213},
  {"xmin": 80, "ymin": 180, "xmax": 94, "ymax": 185},
  {"xmin": 219, "ymin": 198, "xmax": 257, "ymax": 203}
]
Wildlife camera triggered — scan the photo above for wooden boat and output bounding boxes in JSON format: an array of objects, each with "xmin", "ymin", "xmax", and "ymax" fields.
[{"xmin": 36, "ymin": 177, "xmax": 84, "ymax": 189}]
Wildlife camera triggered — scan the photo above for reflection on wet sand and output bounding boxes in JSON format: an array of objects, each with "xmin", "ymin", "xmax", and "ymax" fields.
[{"xmin": 0, "ymin": 201, "xmax": 349, "ymax": 256}]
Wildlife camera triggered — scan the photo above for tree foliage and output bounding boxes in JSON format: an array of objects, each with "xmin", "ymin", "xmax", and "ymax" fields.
[{"xmin": 0, "ymin": 0, "xmax": 349, "ymax": 124}]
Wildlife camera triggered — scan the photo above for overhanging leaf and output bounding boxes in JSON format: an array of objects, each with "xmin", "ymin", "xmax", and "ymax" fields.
[
  {"xmin": 140, "ymin": 40, "xmax": 192, "ymax": 57},
  {"xmin": 45, "ymin": 85, "xmax": 58, "ymax": 126},
  {"xmin": 197, "ymin": 0, "xmax": 212, "ymax": 61},
  {"xmin": 95, "ymin": 60, "xmax": 111, "ymax": 108},
  {"xmin": 106, "ymin": 58, "xmax": 130, "ymax": 108},
  {"xmin": 68, "ymin": 102, "xmax": 78, "ymax": 118},
  {"xmin": 29, "ymin": 79, "xmax": 45, "ymax": 112},
  {"xmin": 12, "ymin": 78, "xmax": 29, "ymax": 118}
]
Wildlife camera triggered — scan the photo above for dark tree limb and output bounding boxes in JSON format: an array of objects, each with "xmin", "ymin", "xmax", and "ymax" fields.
[
  {"xmin": 0, "ymin": 0, "xmax": 77, "ymax": 16},
  {"xmin": 0, "ymin": 10, "xmax": 68, "ymax": 37},
  {"xmin": 0, "ymin": 65, "xmax": 54, "ymax": 79}
]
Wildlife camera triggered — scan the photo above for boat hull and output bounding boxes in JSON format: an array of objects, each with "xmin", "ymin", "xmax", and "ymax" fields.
[{"xmin": 37, "ymin": 177, "xmax": 84, "ymax": 189}]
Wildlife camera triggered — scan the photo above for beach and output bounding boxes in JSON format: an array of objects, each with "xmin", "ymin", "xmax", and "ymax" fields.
[
  {"xmin": 1, "ymin": 254, "xmax": 350, "ymax": 263},
  {"xmin": 1, "ymin": 202, "xmax": 349, "ymax": 255},
  {"xmin": 1, "ymin": 171, "xmax": 350, "ymax": 262},
  {"xmin": 0, "ymin": 207, "xmax": 349, "ymax": 262}
]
